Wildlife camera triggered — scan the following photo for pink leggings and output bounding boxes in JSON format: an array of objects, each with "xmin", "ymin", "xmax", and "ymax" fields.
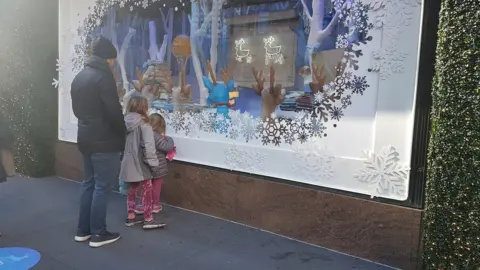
[
  {"xmin": 132, "ymin": 178, "xmax": 163, "ymax": 214},
  {"xmin": 127, "ymin": 179, "xmax": 153, "ymax": 221},
  {"xmin": 152, "ymin": 177, "xmax": 163, "ymax": 207}
]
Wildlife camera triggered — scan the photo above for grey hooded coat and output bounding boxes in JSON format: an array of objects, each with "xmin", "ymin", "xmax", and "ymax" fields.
[{"xmin": 119, "ymin": 113, "xmax": 159, "ymax": 183}]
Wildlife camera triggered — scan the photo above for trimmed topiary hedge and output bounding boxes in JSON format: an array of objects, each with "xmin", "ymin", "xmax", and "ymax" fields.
[
  {"xmin": 0, "ymin": 0, "xmax": 58, "ymax": 177},
  {"xmin": 423, "ymin": 0, "xmax": 480, "ymax": 268}
]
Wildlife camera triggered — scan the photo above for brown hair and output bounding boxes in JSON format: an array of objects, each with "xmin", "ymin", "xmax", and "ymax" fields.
[
  {"xmin": 149, "ymin": 113, "xmax": 166, "ymax": 134},
  {"xmin": 126, "ymin": 93, "xmax": 149, "ymax": 121}
]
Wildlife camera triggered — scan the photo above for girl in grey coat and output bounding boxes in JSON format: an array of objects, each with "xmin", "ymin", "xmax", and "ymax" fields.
[
  {"xmin": 134, "ymin": 113, "xmax": 175, "ymax": 215},
  {"xmin": 119, "ymin": 94, "xmax": 165, "ymax": 230}
]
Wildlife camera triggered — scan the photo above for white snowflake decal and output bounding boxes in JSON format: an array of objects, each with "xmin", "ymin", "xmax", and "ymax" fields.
[
  {"xmin": 56, "ymin": 59, "xmax": 62, "ymax": 73},
  {"xmin": 224, "ymin": 144, "xmax": 265, "ymax": 173},
  {"xmin": 335, "ymin": 34, "xmax": 349, "ymax": 49},
  {"xmin": 292, "ymin": 138, "xmax": 334, "ymax": 182},
  {"xmin": 53, "ymin": 58, "xmax": 70, "ymax": 93},
  {"xmin": 56, "ymin": 58, "xmax": 68, "ymax": 76},
  {"xmin": 169, "ymin": 111, "xmax": 184, "ymax": 133},
  {"xmin": 354, "ymin": 146, "xmax": 410, "ymax": 199},
  {"xmin": 183, "ymin": 112, "xmax": 201, "ymax": 138},
  {"xmin": 314, "ymin": 91, "xmax": 327, "ymax": 104},
  {"xmin": 370, "ymin": 45, "xmax": 407, "ymax": 80},
  {"xmin": 52, "ymin": 78, "xmax": 60, "ymax": 89},
  {"xmin": 240, "ymin": 113, "xmax": 260, "ymax": 142},
  {"xmin": 365, "ymin": 0, "xmax": 421, "ymax": 79}
]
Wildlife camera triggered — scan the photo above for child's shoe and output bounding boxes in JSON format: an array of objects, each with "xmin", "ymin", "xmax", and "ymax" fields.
[
  {"xmin": 153, "ymin": 205, "xmax": 163, "ymax": 214},
  {"xmin": 143, "ymin": 220, "xmax": 166, "ymax": 230},
  {"xmin": 135, "ymin": 205, "xmax": 162, "ymax": 214},
  {"xmin": 135, "ymin": 205, "xmax": 163, "ymax": 214},
  {"xmin": 125, "ymin": 216, "xmax": 143, "ymax": 227},
  {"xmin": 134, "ymin": 205, "xmax": 145, "ymax": 214}
]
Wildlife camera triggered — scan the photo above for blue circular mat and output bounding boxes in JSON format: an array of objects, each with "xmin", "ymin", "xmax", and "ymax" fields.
[{"xmin": 0, "ymin": 247, "xmax": 41, "ymax": 269}]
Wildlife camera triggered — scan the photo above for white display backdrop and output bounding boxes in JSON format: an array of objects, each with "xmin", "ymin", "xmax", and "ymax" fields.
[{"xmin": 57, "ymin": 0, "xmax": 424, "ymax": 201}]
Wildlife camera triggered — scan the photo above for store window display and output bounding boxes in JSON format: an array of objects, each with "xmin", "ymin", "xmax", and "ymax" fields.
[{"xmin": 58, "ymin": 0, "xmax": 423, "ymax": 201}]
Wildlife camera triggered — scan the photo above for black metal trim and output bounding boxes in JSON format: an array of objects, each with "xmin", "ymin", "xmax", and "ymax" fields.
[{"xmin": 405, "ymin": 0, "xmax": 441, "ymax": 210}]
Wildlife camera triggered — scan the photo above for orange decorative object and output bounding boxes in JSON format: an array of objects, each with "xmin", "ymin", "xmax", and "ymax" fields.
[
  {"xmin": 172, "ymin": 35, "xmax": 192, "ymax": 58},
  {"xmin": 229, "ymin": 91, "xmax": 239, "ymax": 99}
]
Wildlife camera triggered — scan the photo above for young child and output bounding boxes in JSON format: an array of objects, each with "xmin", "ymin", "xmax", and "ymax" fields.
[
  {"xmin": 119, "ymin": 94, "xmax": 165, "ymax": 230},
  {"xmin": 135, "ymin": 113, "xmax": 175, "ymax": 214}
]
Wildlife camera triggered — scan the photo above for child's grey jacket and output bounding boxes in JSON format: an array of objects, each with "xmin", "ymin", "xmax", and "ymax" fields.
[
  {"xmin": 151, "ymin": 132, "xmax": 175, "ymax": 179},
  {"xmin": 120, "ymin": 113, "xmax": 159, "ymax": 183}
]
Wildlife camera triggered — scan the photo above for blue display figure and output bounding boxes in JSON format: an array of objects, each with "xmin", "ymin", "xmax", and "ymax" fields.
[
  {"xmin": 203, "ymin": 63, "xmax": 236, "ymax": 118},
  {"xmin": 202, "ymin": 62, "xmax": 237, "ymax": 133}
]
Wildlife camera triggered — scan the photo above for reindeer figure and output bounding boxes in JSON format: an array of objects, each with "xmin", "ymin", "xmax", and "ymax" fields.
[
  {"xmin": 309, "ymin": 61, "xmax": 345, "ymax": 94},
  {"xmin": 132, "ymin": 68, "xmax": 146, "ymax": 93},
  {"xmin": 203, "ymin": 60, "xmax": 236, "ymax": 117},
  {"xmin": 120, "ymin": 68, "xmax": 146, "ymax": 112},
  {"xmin": 172, "ymin": 64, "xmax": 192, "ymax": 111},
  {"xmin": 309, "ymin": 63, "xmax": 327, "ymax": 94},
  {"xmin": 252, "ymin": 66, "xmax": 286, "ymax": 120}
]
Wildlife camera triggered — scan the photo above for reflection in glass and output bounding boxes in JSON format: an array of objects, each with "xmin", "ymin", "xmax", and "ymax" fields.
[{"xmin": 83, "ymin": 0, "xmax": 372, "ymax": 141}]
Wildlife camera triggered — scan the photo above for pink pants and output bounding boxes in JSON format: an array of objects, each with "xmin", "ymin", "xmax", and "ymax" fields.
[
  {"xmin": 134, "ymin": 177, "xmax": 163, "ymax": 213},
  {"xmin": 127, "ymin": 179, "xmax": 153, "ymax": 221},
  {"xmin": 152, "ymin": 177, "xmax": 163, "ymax": 208}
]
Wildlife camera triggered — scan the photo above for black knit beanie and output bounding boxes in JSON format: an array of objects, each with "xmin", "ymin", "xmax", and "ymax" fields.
[{"xmin": 91, "ymin": 36, "xmax": 117, "ymax": 59}]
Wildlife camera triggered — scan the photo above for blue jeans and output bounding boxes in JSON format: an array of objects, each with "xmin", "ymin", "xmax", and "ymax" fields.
[{"xmin": 77, "ymin": 152, "xmax": 121, "ymax": 235}]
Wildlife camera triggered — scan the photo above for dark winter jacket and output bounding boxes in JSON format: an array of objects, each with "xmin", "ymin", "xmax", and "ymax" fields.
[
  {"xmin": 151, "ymin": 132, "xmax": 175, "ymax": 178},
  {"xmin": 71, "ymin": 56, "xmax": 126, "ymax": 154}
]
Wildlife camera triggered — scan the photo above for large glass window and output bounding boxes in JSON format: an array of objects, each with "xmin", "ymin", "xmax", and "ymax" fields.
[{"xmin": 59, "ymin": 0, "xmax": 424, "ymax": 201}]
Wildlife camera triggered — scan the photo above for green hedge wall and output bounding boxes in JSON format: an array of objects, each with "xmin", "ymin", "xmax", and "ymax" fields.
[
  {"xmin": 423, "ymin": 0, "xmax": 480, "ymax": 268},
  {"xmin": 0, "ymin": 0, "xmax": 58, "ymax": 177}
]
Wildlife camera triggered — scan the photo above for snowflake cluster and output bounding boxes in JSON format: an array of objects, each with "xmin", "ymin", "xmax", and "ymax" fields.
[
  {"xmin": 363, "ymin": 0, "xmax": 421, "ymax": 79},
  {"xmin": 224, "ymin": 144, "xmax": 265, "ymax": 173},
  {"xmin": 150, "ymin": 109, "xmax": 333, "ymax": 147},
  {"xmin": 71, "ymin": 0, "xmax": 188, "ymax": 71},
  {"xmin": 335, "ymin": 34, "xmax": 349, "ymax": 49},
  {"xmin": 334, "ymin": 0, "xmax": 371, "ymax": 33},
  {"xmin": 61, "ymin": 0, "xmax": 377, "ymax": 147},
  {"xmin": 293, "ymin": 138, "xmax": 335, "ymax": 182},
  {"xmin": 312, "ymin": 69, "xmax": 369, "ymax": 123},
  {"xmin": 331, "ymin": 0, "xmax": 374, "ymax": 71}
]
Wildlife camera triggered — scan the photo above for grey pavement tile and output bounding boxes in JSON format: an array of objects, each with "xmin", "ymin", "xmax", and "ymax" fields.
[
  {"xmin": 0, "ymin": 177, "xmax": 396, "ymax": 270},
  {"xmin": 175, "ymin": 226, "xmax": 392, "ymax": 270}
]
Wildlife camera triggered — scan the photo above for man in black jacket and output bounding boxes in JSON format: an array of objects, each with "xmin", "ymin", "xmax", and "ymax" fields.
[{"xmin": 71, "ymin": 36, "xmax": 126, "ymax": 248}]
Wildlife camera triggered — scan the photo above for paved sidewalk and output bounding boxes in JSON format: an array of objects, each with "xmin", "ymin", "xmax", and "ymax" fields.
[{"xmin": 0, "ymin": 177, "xmax": 395, "ymax": 270}]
